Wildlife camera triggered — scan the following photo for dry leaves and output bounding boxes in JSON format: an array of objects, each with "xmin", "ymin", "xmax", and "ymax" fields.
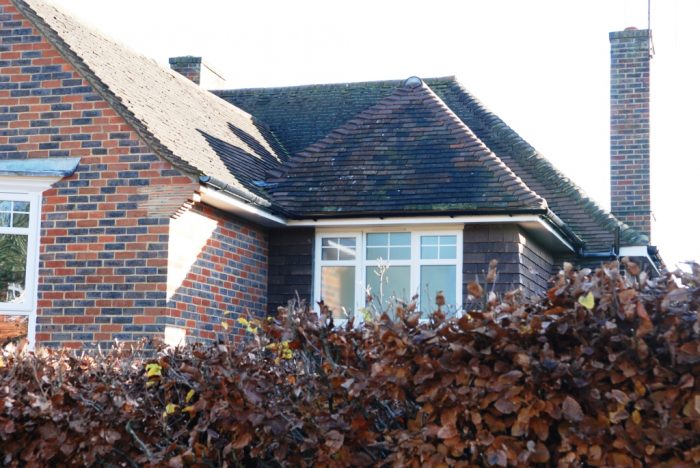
[{"xmin": 0, "ymin": 261, "xmax": 698, "ymax": 466}]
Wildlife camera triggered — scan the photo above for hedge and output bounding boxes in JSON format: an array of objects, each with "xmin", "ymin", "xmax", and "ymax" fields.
[{"xmin": 0, "ymin": 260, "xmax": 699, "ymax": 466}]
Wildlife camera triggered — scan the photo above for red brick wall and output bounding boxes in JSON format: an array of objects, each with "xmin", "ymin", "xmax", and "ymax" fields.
[
  {"xmin": 1, "ymin": 0, "xmax": 197, "ymax": 348},
  {"xmin": 609, "ymin": 28, "xmax": 651, "ymax": 240},
  {"xmin": 166, "ymin": 203, "xmax": 268, "ymax": 344}
]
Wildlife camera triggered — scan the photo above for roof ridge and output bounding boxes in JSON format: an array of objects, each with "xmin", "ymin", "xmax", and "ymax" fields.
[
  {"xmin": 214, "ymin": 76, "xmax": 458, "ymax": 95},
  {"xmin": 447, "ymin": 79, "xmax": 648, "ymax": 246}
]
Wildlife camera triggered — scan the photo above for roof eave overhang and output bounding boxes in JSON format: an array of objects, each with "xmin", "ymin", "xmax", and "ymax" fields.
[
  {"xmin": 619, "ymin": 245, "xmax": 662, "ymax": 275},
  {"xmin": 195, "ymin": 191, "xmax": 577, "ymax": 253},
  {"xmin": 288, "ymin": 213, "xmax": 576, "ymax": 253},
  {"xmin": 198, "ymin": 185, "xmax": 286, "ymax": 227}
]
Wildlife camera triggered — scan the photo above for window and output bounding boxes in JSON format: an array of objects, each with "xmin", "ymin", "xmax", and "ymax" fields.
[
  {"xmin": 0, "ymin": 187, "xmax": 44, "ymax": 347},
  {"xmin": 0, "ymin": 158, "xmax": 79, "ymax": 348},
  {"xmin": 314, "ymin": 229, "xmax": 462, "ymax": 321}
]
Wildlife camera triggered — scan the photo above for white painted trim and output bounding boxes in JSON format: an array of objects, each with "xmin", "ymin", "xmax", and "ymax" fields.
[
  {"xmin": 535, "ymin": 218, "xmax": 575, "ymax": 252},
  {"xmin": 0, "ymin": 176, "xmax": 57, "ymax": 192},
  {"xmin": 619, "ymin": 246, "xmax": 649, "ymax": 257},
  {"xmin": 619, "ymin": 245, "xmax": 660, "ymax": 275},
  {"xmin": 289, "ymin": 214, "xmax": 542, "ymax": 227},
  {"xmin": 0, "ymin": 174, "xmax": 64, "ymax": 350},
  {"xmin": 198, "ymin": 186, "xmax": 286, "ymax": 226}
]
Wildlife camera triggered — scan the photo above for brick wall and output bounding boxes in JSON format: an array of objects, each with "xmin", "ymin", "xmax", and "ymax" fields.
[
  {"xmin": 168, "ymin": 56, "xmax": 201, "ymax": 85},
  {"xmin": 610, "ymin": 28, "xmax": 651, "ymax": 240},
  {"xmin": 0, "ymin": 1, "xmax": 198, "ymax": 348},
  {"xmin": 166, "ymin": 203, "xmax": 268, "ymax": 344},
  {"xmin": 267, "ymin": 228, "xmax": 314, "ymax": 313}
]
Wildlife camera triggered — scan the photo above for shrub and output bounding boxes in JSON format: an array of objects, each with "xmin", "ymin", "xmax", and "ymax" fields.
[{"xmin": 0, "ymin": 261, "xmax": 699, "ymax": 466}]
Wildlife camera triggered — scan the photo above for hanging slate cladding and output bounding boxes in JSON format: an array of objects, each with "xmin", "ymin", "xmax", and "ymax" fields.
[{"xmin": 264, "ymin": 80, "xmax": 546, "ymax": 217}]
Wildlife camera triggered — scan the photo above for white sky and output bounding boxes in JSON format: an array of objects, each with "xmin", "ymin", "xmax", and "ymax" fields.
[{"xmin": 50, "ymin": 0, "xmax": 700, "ymax": 269}]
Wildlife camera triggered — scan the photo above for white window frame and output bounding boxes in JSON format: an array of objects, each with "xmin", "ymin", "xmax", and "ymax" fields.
[
  {"xmin": 314, "ymin": 226, "xmax": 463, "ymax": 322},
  {"xmin": 0, "ymin": 176, "xmax": 56, "ymax": 349}
]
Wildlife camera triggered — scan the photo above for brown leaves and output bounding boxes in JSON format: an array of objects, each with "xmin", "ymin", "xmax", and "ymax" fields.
[
  {"xmin": 468, "ymin": 281, "xmax": 483, "ymax": 299},
  {"xmin": 0, "ymin": 262, "xmax": 698, "ymax": 466},
  {"xmin": 562, "ymin": 396, "xmax": 584, "ymax": 422}
]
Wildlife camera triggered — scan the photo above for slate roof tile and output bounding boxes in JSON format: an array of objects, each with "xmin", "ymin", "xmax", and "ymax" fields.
[
  {"xmin": 264, "ymin": 80, "xmax": 546, "ymax": 217},
  {"xmin": 218, "ymin": 78, "xmax": 648, "ymax": 249}
]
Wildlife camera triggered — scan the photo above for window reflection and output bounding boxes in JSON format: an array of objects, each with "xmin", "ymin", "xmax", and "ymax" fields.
[{"xmin": 0, "ymin": 234, "xmax": 28, "ymax": 304}]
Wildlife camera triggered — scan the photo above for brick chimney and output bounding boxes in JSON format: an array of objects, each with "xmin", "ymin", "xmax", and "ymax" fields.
[
  {"xmin": 169, "ymin": 56, "xmax": 227, "ymax": 88},
  {"xmin": 609, "ymin": 28, "xmax": 652, "ymax": 241}
]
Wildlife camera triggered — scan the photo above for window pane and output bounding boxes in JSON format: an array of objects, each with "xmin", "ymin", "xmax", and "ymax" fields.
[
  {"xmin": 366, "ymin": 233, "xmax": 388, "ymax": 247},
  {"xmin": 439, "ymin": 245, "xmax": 457, "ymax": 260},
  {"xmin": 0, "ymin": 315, "xmax": 28, "ymax": 342},
  {"xmin": 421, "ymin": 235, "xmax": 439, "ymax": 246},
  {"xmin": 366, "ymin": 265, "xmax": 410, "ymax": 311},
  {"xmin": 321, "ymin": 237, "xmax": 356, "ymax": 261},
  {"xmin": 0, "ymin": 212, "xmax": 9, "ymax": 227},
  {"xmin": 366, "ymin": 247, "xmax": 388, "ymax": 261},
  {"xmin": 420, "ymin": 265, "xmax": 456, "ymax": 315},
  {"xmin": 367, "ymin": 232, "xmax": 411, "ymax": 260},
  {"xmin": 421, "ymin": 245, "xmax": 439, "ymax": 260},
  {"xmin": 421, "ymin": 235, "xmax": 457, "ymax": 260},
  {"xmin": 12, "ymin": 213, "xmax": 29, "ymax": 228},
  {"xmin": 0, "ymin": 200, "xmax": 10, "ymax": 211},
  {"xmin": 0, "ymin": 234, "xmax": 28, "ymax": 304},
  {"xmin": 390, "ymin": 246, "xmax": 411, "ymax": 260},
  {"xmin": 13, "ymin": 201, "xmax": 30, "ymax": 213},
  {"xmin": 390, "ymin": 232, "xmax": 411, "ymax": 246},
  {"xmin": 321, "ymin": 266, "xmax": 355, "ymax": 320},
  {"xmin": 338, "ymin": 247, "xmax": 356, "ymax": 261}
]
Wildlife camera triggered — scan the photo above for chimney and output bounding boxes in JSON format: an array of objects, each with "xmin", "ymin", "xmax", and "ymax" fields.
[
  {"xmin": 609, "ymin": 28, "xmax": 652, "ymax": 241},
  {"xmin": 169, "ymin": 56, "xmax": 227, "ymax": 88}
]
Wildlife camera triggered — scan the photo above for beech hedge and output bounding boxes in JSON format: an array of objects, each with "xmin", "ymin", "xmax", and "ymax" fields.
[{"xmin": 1, "ymin": 260, "xmax": 699, "ymax": 467}]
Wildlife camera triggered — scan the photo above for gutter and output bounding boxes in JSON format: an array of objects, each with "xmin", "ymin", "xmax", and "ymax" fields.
[
  {"xmin": 198, "ymin": 175, "xmax": 272, "ymax": 208},
  {"xmin": 543, "ymin": 209, "xmax": 584, "ymax": 248}
]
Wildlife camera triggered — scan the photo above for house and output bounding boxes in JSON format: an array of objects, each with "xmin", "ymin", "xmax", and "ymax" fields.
[{"xmin": 0, "ymin": 0, "xmax": 660, "ymax": 348}]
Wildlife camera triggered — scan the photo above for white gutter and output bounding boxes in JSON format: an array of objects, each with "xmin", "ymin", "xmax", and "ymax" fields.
[
  {"xmin": 286, "ymin": 214, "xmax": 540, "ymax": 227},
  {"xmin": 198, "ymin": 185, "xmax": 286, "ymax": 227},
  {"xmin": 619, "ymin": 245, "xmax": 660, "ymax": 275}
]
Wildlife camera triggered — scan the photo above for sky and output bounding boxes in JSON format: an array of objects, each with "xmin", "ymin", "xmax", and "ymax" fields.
[{"xmin": 49, "ymin": 0, "xmax": 700, "ymax": 269}]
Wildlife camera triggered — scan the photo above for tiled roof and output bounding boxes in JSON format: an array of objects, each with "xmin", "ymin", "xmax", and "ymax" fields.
[
  {"xmin": 266, "ymin": 80, "xmax": 546, "ymax": 216},
  {"xmin": 13, "ymin": 0, "xmax": 286, "ymax": 202},
  {"xmin": 217, "ymin": 78, "xmax": 648, "ymax": 249}
]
